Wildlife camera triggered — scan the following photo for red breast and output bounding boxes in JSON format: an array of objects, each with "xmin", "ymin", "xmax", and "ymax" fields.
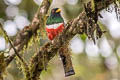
[{"xmin": 46, "ymin": 23, "xmax": 64, "ymax": 40}]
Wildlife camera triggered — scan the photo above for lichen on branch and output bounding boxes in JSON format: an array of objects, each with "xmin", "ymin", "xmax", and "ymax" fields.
[
  {"xmin": 0, "ymin": 52, "xmax": 5, "ymax": 80},
  {"xmin": 5, "ymin": 0, "xmax": 52, "ymax": 66},
  {"xmin": 1, "ymin": 0, "xmax": 117, "ymax": 80}
]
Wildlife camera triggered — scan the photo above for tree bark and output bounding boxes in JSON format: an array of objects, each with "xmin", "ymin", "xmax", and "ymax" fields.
[{"xmin": 3, "ymin": 0, "xmax": 116, "ymax": 80}]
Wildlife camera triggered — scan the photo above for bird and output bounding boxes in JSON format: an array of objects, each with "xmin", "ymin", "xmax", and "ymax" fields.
[
  {"xmin": 46, "ymin": 8, "xmax": 64, "ymax": 40},
  {"xmin": 46, "ymin": 8, "xmax": 75, "ymax": 77}
]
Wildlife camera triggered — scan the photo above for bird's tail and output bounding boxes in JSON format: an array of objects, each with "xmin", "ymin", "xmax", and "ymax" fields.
[{"xmin": 59, "ymin": 46, "xmax": 75, "ymax": 77}]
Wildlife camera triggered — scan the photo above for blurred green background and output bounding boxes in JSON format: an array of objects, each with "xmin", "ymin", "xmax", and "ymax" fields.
[{"xmin": 0, "ymin": 0, "xmax": 120, "ymax": 80}]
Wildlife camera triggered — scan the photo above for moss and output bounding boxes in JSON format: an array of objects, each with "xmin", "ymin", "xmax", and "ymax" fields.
[
  {"xmin": 0, "ymin": 24, "xmax": 9, "ymax": 43},
  {"xmin": 0, "ymin": 52, "xmax": 5, "ymax": 80},
  {"xmin": 49, "ymin": 0, "xmax": 53, "ymax": 4},
  {"xmin": 118, "ymin": 0, "xmax": 120, "ymax": 3},
  {"xmin": 91, "ymin": 0, "xmax": 95, "ymax": 12}
]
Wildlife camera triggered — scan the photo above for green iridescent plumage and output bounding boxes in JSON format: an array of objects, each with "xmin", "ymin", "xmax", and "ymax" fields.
[{"xmin": 46, "ymin": 16, "xmax": 64, "ymax": 25}]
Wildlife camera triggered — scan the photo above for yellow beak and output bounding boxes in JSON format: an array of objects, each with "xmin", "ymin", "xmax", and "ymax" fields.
[{"xmin": 56, "ymin": 8, "xmax": 61, "ymax": 13}]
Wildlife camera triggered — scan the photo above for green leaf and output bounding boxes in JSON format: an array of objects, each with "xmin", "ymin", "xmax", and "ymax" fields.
[{"xmin": 80, "ymin": 34, "xmax": 87, "ymax": 41}]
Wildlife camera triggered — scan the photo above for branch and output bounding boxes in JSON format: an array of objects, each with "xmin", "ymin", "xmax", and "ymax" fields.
[
  {"xmin": 3, "ymin": 0, "xmax": 116, "ymax": 79},
  {"xmin": 92, "ymin": 0, "xmax": 115, "ymax": 11},
  {"xmin": 29, "ymin": 0, "xmax": 116, "ymax": 79},
  {"xmin": 0, "ymin": 23, "xmax": 28, "ymax": 66},
  {"xmin": 0, "ymin": 52, "xmax": 5, "ymax": 80},
  {"xmin": 5, "ymin": 0, "xmax": 52, "ymax": 66}
]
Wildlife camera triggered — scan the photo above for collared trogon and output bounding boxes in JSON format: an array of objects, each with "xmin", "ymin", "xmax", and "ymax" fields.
[{"xmin": 46, "ymin": 8, "xmax": 75, "ymax": 77}]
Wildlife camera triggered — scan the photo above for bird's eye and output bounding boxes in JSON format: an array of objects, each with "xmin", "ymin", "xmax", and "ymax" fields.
[{"xmin": 52, "ymin": 10, "xmax": 55, "ymax": 13}]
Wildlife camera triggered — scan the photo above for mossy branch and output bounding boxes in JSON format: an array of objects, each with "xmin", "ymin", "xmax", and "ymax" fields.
[
  {"xmin": 29, "ymin": 0, "xmax": 116, "ymax": 79},
  {"xmin": 5, "ymin": 0, "xmax": 52, "ymax": 66},
  {"xmin": 0, "ymin": 23, "xmax": 30, "ymax": 79},
  {"xmin": 2, "ymin": 0, "xmax": 116, "ymax": 80},
  {"xmin": 0, "ymin": 52, "xmax": 5, "ymax": 80},
  {"xmin": 0, "ymin": 23, "xmax": 28, "ymax": 65}
]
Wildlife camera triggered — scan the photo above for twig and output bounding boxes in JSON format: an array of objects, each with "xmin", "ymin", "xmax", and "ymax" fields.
[
  {"xmin": 29, "ymin": 0, "xmax": 116, "ymax": 79},
  {"xmin": 0, "ymin": 23, "xmax": 28, "ymax": 66},
  {"xmin": 0, "ymin": 52, "xmax": 4, "ymax": 80},
  {"xmin": 2, "ymin": 0, "xmax": 115, "ymax": 79},
  {"xmin": 0, "ymin": 23, "xmax": 30, "ymax": 79},
  {"xmin": 5, "ymin": 0, "xmax": 52, "ymax": 66}
]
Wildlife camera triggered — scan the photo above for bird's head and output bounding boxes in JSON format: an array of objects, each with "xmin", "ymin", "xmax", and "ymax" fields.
[
  {"xmin": 46, "ymin": 8, "xmax": 63, "ymax": 25},
  {"xmin": 50, "ymin": 8, "xmax": 61, "ymax": 17}
]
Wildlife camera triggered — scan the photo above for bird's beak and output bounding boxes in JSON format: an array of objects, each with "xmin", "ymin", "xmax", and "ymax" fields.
[{"xmin": 56, "ymin": 8, "xmax": 61, "ymax": 13}]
